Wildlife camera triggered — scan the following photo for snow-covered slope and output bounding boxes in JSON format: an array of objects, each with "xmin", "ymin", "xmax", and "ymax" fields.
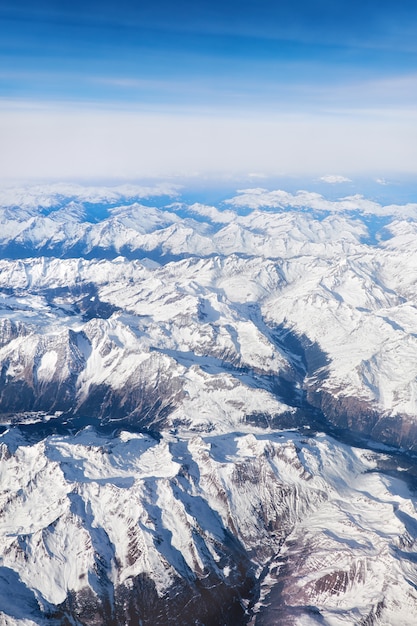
[
  {"xmin": 0, "ymin": 243, "xmax": 417, "ymax": 446},
  {"xmin": 1, "ymin": 181, "xmax": 417, "ymax": 625},
  {"xmin": 1, "ymin": 426, "xmax": 417, "ymax": 625}
]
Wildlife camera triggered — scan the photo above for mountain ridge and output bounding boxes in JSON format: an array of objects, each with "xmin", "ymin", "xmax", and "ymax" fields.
[{"xmin": 1, "ymin": 181, "xmax": 417, "ymax": 624}]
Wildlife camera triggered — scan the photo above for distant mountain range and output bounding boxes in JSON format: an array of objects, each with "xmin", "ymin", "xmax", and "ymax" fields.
[{"xmin": 1, "ymin": 181, "xmax": 417, "ymax": 625}]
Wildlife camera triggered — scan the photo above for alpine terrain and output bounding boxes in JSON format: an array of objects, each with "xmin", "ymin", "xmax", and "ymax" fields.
[{"xmin": 1, "ymin": 179, "xmax": 417, "ymax": 625}]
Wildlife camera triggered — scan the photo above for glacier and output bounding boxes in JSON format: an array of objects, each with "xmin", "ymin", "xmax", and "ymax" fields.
[{"xmin": 0, "ymin": 179, "xmax": 417, "ymax": 624}]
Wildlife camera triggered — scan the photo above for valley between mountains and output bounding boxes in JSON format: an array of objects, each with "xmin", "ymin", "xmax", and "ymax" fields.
[{"xmin": 1, "ymin": 181, "xmax": 417, "ymax": 625}]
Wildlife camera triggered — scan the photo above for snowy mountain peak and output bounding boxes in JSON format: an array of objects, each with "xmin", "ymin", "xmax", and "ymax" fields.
[{"xmin": 2, "ymin": 181, "xmax": 417, "ymax": 624}]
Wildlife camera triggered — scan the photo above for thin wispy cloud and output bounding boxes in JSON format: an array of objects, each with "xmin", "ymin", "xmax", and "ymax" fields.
[
  {"xmin": 1, "ymin": 1, "xmax": 416, "ymax": 178},
  {"xmin": 320, "ymin": 175, "xmax": 352, "ymax": 184}
]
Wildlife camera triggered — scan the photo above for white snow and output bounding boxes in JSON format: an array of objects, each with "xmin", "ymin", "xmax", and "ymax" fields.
[
  {"xmin": 36, "ymin": 351, "xmax": 58, "ymax": 381},
  {"xmin": 1, "ymin": 182, "xmax": 417, "ymax": 622}
]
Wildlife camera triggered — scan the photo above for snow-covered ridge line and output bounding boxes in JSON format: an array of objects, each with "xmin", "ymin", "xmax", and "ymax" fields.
[
  {"xmin": 225, "ymin": 187, "xmax": 417, "ymax": 218},
  {"xmin": 0, "ymin": 246, "xmax": 417, "ymax": 447},
  {"xmin": 2, "ymin": 181, "xmax": 416, "ymax": 217},
  {"xmin": 0, "ymin": 182, "xmax": 181, "ymax": 210},
  {"xmin": 0, "ymin": 210, "xmax": 374, "ymax": 263},
  {"xmin": 1, "ymin": 181, "xmax": 417, "ymax": 625},
  {"xmin": 0, "ymin": 208, "xmax": 357, "ymax": 259},
  {"xmin": 0, "ymin": 182, "xmax": 416, "ymax": 264},
  {"xmin": 1, "ymin": 426, "xmax": 416, "ymax": 625}
]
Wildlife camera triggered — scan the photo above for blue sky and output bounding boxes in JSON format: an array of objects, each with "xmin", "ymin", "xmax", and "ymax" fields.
[{"xmin": 1, "ymin": 1, "xmax": 416, "ymax": 179}]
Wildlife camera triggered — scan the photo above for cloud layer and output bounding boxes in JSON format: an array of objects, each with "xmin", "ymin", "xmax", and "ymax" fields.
[
  {"xmin": 1, "ymin": 1, "xmax": 416, "ymax": 179},
  {"xmin": 1, "ymin": 105, "xmax": 416, "ymax": 180}
]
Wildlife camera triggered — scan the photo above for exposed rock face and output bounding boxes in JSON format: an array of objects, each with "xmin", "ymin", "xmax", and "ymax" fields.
[
  {"xmin": 51, "ymin": 566, "xmax": 252, "ymax": 625},
  {"xmin": 1, "ymin": 429, "xmax": 417, "ymax": 625},
  {"xmin": 0, "ymin": 319, "xmax": 29, "ymax": 348},
  {"xmin": 1, "ymin": 250, "xmax": 417, "ymax": 448},
  {"xmin": 306, "ymin": 387, "xmax": 417, "ymax": 451}
]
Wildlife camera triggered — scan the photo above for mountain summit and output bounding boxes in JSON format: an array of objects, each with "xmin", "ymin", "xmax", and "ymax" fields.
[{"xmin": 1, "ymin": 181, "xmax": 417, "ymax": 625}]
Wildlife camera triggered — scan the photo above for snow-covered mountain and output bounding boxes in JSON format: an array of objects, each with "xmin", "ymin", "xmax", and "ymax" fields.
[
  {"xmin": 1, "ymin": 180, "xmax": 417, "ymax": 624},
  {"xmin": 0, "ymin": 234, "xmax": 417, "ymax": 447},
  {"xmin": 2, "ymin": 426, "xmax": 417, "ymax": 625}
]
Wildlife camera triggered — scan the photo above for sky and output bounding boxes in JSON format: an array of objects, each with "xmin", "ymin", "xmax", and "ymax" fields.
[{"xmin": 0, "ymin": 0, "xmax": 416, "ymax": 180}]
